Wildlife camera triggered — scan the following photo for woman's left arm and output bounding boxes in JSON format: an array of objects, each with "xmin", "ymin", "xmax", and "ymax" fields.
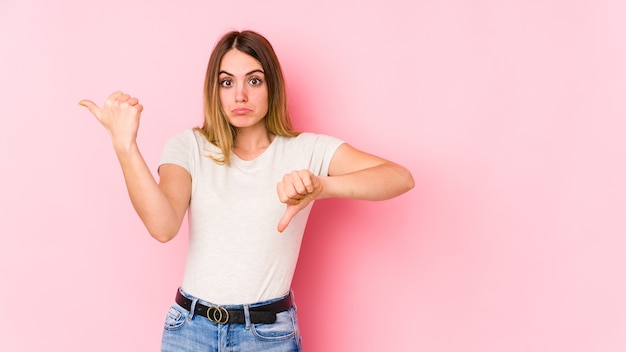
[
  {"xmin": 276, "ymin": 143, "xmax": 414, "ymax": 232},
  {"xmin": 319, "ymin": 143, "xmax": 414, "ymax": 200}
]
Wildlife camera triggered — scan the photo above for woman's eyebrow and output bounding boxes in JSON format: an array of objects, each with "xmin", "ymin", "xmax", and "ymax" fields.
[{"xmin": 219, "ymin": 69, "xmax": 265, "ymax": 76}]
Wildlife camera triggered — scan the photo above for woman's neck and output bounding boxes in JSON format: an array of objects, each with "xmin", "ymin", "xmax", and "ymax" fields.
[{"xmin": 233, "ymin": 125, "xmax": 275, "ymax": 160}]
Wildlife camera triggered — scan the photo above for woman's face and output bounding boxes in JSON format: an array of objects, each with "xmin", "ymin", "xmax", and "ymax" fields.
[{"xmin": 218, "ymin": 49, "xmax": 269, "ymax": 130}]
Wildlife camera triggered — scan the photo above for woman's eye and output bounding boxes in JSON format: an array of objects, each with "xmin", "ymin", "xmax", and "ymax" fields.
[
  {"xmin": 220, "ymin": 79, "xmax": 232, "ymax": 88},
  {"xmin": 249, "ymin": 77, "xmax": 262, "ymax": 86}
]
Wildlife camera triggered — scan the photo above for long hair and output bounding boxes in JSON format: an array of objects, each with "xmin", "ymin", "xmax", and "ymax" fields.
[{"xmin": 195, "ymin": 30, "xmax": 299, "ymax": 165}]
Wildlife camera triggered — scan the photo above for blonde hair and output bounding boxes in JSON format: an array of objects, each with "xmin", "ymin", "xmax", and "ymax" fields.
[{"xmin": 195, "ymin": 30, "xmax": 299, "ymax": 165}]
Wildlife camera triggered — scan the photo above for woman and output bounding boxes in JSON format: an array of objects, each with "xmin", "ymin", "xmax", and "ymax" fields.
[{"xmin": 80, "ymin": 30, "xmax": 414, "ymax": 351}]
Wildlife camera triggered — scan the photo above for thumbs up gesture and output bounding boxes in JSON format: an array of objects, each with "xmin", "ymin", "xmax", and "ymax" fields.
[{"xmin": 79, "ymin": 91, "xmax": 144, "ymax": 150}]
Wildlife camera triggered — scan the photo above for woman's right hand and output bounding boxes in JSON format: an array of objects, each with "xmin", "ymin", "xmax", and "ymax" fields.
[{"xmin": 79, "ymin": 91, "xmax": 143, "ymax": 150}]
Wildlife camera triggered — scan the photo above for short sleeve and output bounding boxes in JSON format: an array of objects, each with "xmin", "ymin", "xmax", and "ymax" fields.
[
  {"xmin": 301, "ymin": 133, "xmax": 344, "ymax": 176},
  {"xmin": 158, "ymin": 129, "xmax": 197, "ymax": 175}
]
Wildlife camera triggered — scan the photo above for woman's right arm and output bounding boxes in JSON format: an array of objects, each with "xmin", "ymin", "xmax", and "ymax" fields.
[{"xmin": 80, "ymin": 91, "xmax": 190, "ymax": 242}]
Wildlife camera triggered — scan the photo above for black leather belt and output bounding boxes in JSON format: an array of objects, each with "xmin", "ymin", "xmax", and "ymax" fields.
[{"xmin": 175, "ymin": 289, "xmax": 293, "ymax": 324}]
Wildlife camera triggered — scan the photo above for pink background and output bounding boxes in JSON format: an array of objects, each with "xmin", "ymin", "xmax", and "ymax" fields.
[{"xmin": 1, "ymin": 0, "xmax": 625, "ymax": 351}]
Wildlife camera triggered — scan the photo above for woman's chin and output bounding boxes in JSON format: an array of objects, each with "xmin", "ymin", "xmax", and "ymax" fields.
[{"xmin": 228, "ymin": 116, "xmax": 265, "ymax": 130}]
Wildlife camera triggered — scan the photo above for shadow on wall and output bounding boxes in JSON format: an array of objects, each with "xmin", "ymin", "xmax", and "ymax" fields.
[{"xmin": 291, "ymin": 188, "xmax": 421, "ymax": 334}]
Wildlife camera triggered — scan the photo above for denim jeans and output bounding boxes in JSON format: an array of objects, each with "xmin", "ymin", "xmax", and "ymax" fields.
[{"xmin": 161, "ymin": 288, "xmax": 302, "ymax": 352}]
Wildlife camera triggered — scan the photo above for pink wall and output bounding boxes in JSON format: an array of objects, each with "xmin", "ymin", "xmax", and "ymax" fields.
[{"xmin": 1, "ymin": 0, "xmax": 625, "ymax": 351}]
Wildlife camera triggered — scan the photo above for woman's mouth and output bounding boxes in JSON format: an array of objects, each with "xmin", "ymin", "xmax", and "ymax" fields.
[{"xmin": 232, "ymin": 108, "xmax": 252, "ymax": 115}]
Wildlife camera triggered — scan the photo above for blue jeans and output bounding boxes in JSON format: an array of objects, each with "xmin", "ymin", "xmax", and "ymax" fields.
[{"xmin": 161, "ymin": 288, "xmax": 302, "ymax": 351}]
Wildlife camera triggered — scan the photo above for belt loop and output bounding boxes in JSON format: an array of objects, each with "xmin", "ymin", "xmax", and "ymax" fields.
[
  {"xmin": 243, "ymin": 304, "xmax": 251, "ymax": 329},
  {"xmin": 188, "ymin": 297, "xmax": 198, "ymax": 321},
  {"xmin": 290, "ymin": 290, "xmax": 296, "ymax": 311}
]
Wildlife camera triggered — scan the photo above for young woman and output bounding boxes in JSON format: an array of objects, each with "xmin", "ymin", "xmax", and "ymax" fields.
[{"xmin": 80, "ymin": 30, "xmax": 414, "ymax": 351}]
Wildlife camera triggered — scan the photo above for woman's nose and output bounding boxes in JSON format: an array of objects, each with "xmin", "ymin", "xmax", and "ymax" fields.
[{"xmin": 235, "ymin": 84, "xmax": 248, "ymax": 102}]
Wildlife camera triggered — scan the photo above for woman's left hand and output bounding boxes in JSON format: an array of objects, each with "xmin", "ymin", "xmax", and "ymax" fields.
[{"xmin": 276, "ymin": 170, "xmax": 323, "ymax": 233}]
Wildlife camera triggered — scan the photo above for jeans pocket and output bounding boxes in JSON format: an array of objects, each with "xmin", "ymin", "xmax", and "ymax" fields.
[
  {"xmin": 251, "ymin": 308, "xmax": 297, "ymax": 341},
  {"xmin": 163, "ymin": 304, "xmax": 187, "ymax": 331}
]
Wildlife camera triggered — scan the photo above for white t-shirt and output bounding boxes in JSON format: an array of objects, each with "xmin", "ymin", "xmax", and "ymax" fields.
[{"xmin": 159, "ymin": 129, "xmax": 343, "ymax": 305}]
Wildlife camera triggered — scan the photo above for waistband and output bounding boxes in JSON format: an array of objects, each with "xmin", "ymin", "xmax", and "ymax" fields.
[{"xmin": 175, "ymin": 289, "xmax": 293, "ymax": 325}]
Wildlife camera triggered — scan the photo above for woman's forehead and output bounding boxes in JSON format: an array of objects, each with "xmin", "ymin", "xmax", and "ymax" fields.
[{"xmin": 220, "ymin": 49, "xmax": 263, "ymax": 74}]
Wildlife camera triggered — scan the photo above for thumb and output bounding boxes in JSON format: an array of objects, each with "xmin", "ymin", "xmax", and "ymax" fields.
[
  {"xmin": 277, "ymin": 205, "xmax": 300, "ymax": 233},
  {"xmin": 78, "ymin": 99, "xmax": 101, "ymax": 118}
]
